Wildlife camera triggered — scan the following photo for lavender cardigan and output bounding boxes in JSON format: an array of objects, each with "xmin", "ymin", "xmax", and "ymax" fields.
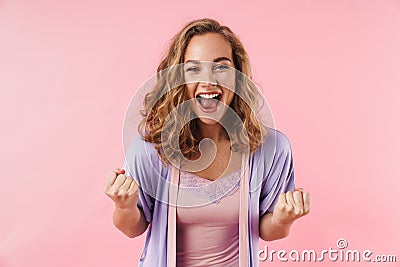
[{"xmin": 124, "ymin": 128, "xmax": 295, "ymax": 266}]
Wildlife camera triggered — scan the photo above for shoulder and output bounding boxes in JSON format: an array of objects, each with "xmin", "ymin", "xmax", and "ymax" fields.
[
  {"xmin": 256, "ymin": 127, "xmax": 293, "ymax": 157},
  {"xmin": 126, "ymin": 135, "xmax": 159, "ymax": 161},
  {"xmin": 124, "ymin": 135, "xmax": 171, "ymax": 199},
  {"xmin": 248, "ymin": 128, "xmax": 294, "ymax": 191},
  {"xmin": 274, "ymin": 128, "xmax": 292, "ymax": 154},
  {"xmin": 125, "ymin": 135, "xmax": 165, "ymax": 174}
]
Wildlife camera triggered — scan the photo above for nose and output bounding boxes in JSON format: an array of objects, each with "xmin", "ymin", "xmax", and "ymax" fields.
[
  {"xmin": 200, "ymin": 81, "xmax": 217, "ymax": 88},
  {"xmin": 199, "ymin": 69, "xmax": 217, "ymax": 86}
]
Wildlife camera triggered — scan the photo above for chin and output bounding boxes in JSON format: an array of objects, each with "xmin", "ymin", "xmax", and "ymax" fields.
[{"xmin": 197, "ymin": 117, "xmax": 220, "ymax": 126}]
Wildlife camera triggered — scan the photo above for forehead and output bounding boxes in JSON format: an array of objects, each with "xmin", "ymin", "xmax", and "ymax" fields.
[{"xmin": 184, "ymin": 33, "xmax": 233, "ymax": 62}]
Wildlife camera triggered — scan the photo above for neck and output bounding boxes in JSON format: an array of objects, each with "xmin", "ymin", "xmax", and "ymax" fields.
[{"xmin": 197, "ymin": 121, "xmax": 229, "ymax": 142}]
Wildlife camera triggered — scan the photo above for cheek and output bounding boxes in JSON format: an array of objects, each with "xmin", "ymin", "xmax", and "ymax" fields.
[
  {"xmin": 227, "ymin": 91, "xmax": 235, "ymax": 105},
  {"xmin": 216, "ymin": 70, "xmax": 236, "ymax": 92},
  {"xmin": 223, "ymin": 85, "xmax": 235, "ymax": 104},
  {"xmin": 185, "ymin": 84, "xmax": 197, "ymax": 98}
]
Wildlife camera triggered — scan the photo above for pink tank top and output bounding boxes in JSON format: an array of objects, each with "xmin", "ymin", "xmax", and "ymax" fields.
[{"xmin": 176, "ymin": 169, "xmax": 241, "ymax": 267}]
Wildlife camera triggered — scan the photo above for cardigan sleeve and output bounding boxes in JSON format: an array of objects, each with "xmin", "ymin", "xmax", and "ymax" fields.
[
  {"xmin": 259, "ymin": 130, "xmax": 296, "ymax": 216},
  {"xmin": 124, "ymin": 135, "xmax": 157, "ymax": 223}
]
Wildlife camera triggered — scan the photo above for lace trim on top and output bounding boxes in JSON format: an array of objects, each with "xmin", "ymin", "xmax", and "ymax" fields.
[{"xmin": 178, "ymin": 169, "xmax": 241, "ymax": 205}]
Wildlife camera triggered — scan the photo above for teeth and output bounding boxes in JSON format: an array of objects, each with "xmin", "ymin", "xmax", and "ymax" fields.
[{"xmin": 198, "ymin": 93, "xmax": 220, "ymax": 99}]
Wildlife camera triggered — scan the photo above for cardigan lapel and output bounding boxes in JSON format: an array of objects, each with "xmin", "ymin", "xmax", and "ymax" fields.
[
  {"xmin": 239, "ymin": 153, "xmax": 250, "ymax": 266},
  {"xmin": 167, "ymin": 164, "xmax": 179, "ymax": 267}
]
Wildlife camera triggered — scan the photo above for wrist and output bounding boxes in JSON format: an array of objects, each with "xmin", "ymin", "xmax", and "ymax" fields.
[{"xmin": 115, "ymin": 204, "xmax": 140, "ymax": 215}]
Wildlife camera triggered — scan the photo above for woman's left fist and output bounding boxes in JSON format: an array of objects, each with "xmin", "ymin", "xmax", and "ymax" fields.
[{"xmin": 272, "ymin": 187, "xmax": 311, "ymax": 225}]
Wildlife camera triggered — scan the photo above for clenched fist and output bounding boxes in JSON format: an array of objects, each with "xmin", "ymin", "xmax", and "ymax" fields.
[
  {"xmin": 272, "ymin": 188, "xmax": 311, "ymax": 225},
  {"xmin": 104, "ymin": 168, "xmax": 139, "ymax": 210}
]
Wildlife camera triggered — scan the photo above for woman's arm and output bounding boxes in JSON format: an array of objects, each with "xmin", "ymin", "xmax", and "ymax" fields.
[
  {"xmin": 259, "ymin": 212, "xmax": 293, "ymax": 241},
  {"xmin": 259, "ymin": 189, "xmax": 311, "ymax": 241},
  {"xmin": 113, "ymin": 205, "xmax": 149, "ymax": 238},
  {"xmin": 105, "ymin": 169, "xmax": 150, "ymax": 238}
]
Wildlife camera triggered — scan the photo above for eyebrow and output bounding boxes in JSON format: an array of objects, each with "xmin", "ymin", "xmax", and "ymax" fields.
[{"xmin": 184, "ymin": 57, "xmax": 232, "ymax": 64}]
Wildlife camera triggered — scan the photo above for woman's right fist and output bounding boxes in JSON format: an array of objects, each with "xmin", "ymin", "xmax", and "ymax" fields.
[{"xmin": 104, "ymin": 168, "xmax": 139, "ymax": 210}]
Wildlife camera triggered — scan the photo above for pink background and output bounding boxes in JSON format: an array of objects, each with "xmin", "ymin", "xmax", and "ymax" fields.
[{"xmin": 1, "ymin": 0, "xmax": 399, "ymax": 266}]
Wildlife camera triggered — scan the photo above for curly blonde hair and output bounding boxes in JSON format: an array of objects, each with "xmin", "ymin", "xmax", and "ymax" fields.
[{"xmin": 138, "ymin": 18, "xmax": 267, "ymax": 164}]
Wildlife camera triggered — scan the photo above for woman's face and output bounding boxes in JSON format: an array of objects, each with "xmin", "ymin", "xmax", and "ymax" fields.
[{"xmin": 183, "ymin": 33, "xmax": 236, "ymax": 125}]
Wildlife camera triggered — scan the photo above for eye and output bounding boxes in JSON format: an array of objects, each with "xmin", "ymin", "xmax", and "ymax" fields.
[
  {"xmin": 185, "ymin": 66, "xmax": 200, "ymax": 73},
  {"xmin": 213, "ymin": 64, "xmax": 229, "ymax": 72}
]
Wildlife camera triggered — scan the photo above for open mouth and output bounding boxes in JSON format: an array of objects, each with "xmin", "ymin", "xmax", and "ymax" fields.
[{"xmin": 195, "ymin": 93, "xmax": 222, "ymax": 113}]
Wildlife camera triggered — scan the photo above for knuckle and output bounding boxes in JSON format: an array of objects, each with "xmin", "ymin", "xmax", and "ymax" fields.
[
  {"xmin": 276, "ymin": 206, "xmax": 283, "ymax": 212},
  {"xmin": 131, "ymin": 181, "xmax": 139, "ymax": 189},
  {"xmin": 294, "ymin": 208, "xmax": 303, "ymax": 215},
  {"xmin": 128, "ymin": 191, "xmax": 138, "ymax": 197},
  {"xmin": 107, "ymin": 171, "xmax": 116, "ymax": 179},
  {"xmin": 277, "ymin": 203, "xmax": 285, "ymax": 210},
  {"xmin": 117, "ymin": 174, "xmax": 126, "ymax": 179},
  {"xmin": 132, "ymin": 186, "xmax": 139, "ymax": 193},
  {"xmin": 116, "ymin": 189, "xmax": 125, "ymax": 196}
]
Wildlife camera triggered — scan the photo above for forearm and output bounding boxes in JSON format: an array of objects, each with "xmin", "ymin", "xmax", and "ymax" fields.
[
  {"xmin": 113, "ymin": 205, "xmax": 149, "ymax": 238},
  {"xmin": 259, "ymin": 212, "xmax": 293, "ymax": 241}
]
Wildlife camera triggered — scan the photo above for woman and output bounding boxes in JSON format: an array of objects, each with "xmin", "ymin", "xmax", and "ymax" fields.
[{"xmin": 104, "ymin": 18, "xmax": 311, "ymax": 267}]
